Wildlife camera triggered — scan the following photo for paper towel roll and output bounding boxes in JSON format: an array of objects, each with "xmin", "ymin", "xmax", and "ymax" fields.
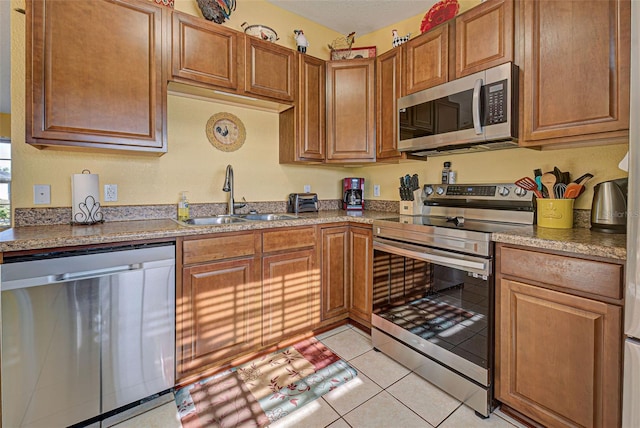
[{"xmin": 72, "ymin": 172, "xmax": 102, "ymax": 224}]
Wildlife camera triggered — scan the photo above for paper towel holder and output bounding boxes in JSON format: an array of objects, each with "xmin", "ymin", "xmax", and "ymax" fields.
[
  {"xmin": 72, "ymin": 195, "xmax": 104, "ymax": 225},
  {"xmin": 71, "ymin": 170, "xmax": 104, "ymax": 226}
]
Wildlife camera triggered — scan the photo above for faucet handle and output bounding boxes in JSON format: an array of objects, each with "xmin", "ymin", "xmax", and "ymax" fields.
[{"xmin": 233, "ymin": 196, "xmax": 247, "ymax": 210}]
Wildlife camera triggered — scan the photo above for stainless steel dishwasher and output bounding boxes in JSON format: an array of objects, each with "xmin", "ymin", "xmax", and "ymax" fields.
[{"xmin": 1, "ymin": 242, "xmax": 176, "ymax": 428}]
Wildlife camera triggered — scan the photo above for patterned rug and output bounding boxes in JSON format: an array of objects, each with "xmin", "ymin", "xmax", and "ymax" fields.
[{"xmin": 175, "ymin": 337, "xmax": 358, "ymax": 428}]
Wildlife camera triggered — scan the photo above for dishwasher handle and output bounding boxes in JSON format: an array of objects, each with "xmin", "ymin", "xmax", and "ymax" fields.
[
  {"xmin": 55, "ymin": 263, "xmax": 143, "ymax": 282},
  {"xmin": 1, "ymin": 260, "xmax": 175, "ymax": 291}
]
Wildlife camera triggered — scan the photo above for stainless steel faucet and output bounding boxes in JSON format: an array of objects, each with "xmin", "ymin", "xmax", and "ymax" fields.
[{"xmin": 222, "ymin": 164, "xmax": 246, "ymax": 215}]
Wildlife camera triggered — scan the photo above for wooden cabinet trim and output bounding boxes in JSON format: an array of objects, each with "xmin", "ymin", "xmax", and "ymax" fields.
[
  {"xmin": 171, "ymin": 10, "xmax": 239, "ymax": 90},
  {"xmin": 496, "ymin": 278, "xmax": 622, "ymax": 427},
  {"xmin": 262, "ymin": 226, "xmax": 317, "ymax": 253},
  {"xmin": 404, "ymin": 24, "xmax": 449, "ymax": 94},
  {"xmin": 521, "ymin": 0, "xmax": 630, "ymax": 143},
  {"xmin": 27, "ymin": 0, "xmax": 167, "ymax": 153},
  {"xmin": 182, "ymin": 232, "xmax": 259, "ymax": 265},
  {"xmin": 499, "ymin": 246, "xmax": 623, "ymax": 300},
  {"xmin": 455, "ymin": 0, "xmax": 514, "ymax": 78}
]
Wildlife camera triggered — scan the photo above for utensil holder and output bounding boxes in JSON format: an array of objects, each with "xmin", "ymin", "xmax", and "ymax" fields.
[{"xmin": 537, "ymin": 199, "xmax": 574, "ymax": 229}]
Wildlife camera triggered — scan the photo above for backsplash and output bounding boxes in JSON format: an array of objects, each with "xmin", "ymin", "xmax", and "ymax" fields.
[{"xmin": 12, "ymin": 201, "xmax": 590, "ymax": 228}]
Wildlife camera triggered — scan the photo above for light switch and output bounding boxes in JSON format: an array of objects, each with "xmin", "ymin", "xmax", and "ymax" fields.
[
  {"xmin": 34, "ymin": 185, "xmax": 51, "ymax": 204},
  {"xmin": 374, "ymin": 185, "xmax": 381, "ymax": 197}
]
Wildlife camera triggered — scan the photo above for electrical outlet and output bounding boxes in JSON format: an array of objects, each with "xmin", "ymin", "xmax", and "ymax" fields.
[
  {"xmin": 374, "ymin": 184, "xmax": 380, "ymax": 197},
  {"xmin": 304, "ymin": 184, "xmax": 311, "ymax": 193},
  {"xmin": 104, "ymin": 184, "xmax": 118, "ymax": 202},
  {"xmin": 34, "ymin": 185, "xmax": 51, "ymax": 204}
]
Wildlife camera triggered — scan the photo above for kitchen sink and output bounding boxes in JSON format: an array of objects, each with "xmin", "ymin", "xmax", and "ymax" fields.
[
  {"xmin": 176, "ymin": 213, "xmax": 299, "ymax": 226},
  {"xmin": 239, "ymin": 213, "xmax": 299, "ymax": 221},
  {"xmin": 181, "ymin": 216, "xmax": 248, "ymax": 225}
]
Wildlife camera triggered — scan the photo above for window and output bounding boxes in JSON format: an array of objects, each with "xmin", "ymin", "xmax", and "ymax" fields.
[{"xmin": 0, "ymin": 137, "xmax": 10, "ymax": 227}]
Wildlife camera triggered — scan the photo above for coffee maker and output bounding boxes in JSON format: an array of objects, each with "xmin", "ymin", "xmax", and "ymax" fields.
[{"xmin": 343, "ymin": 178, "xmax": 364, "ymax": 210}]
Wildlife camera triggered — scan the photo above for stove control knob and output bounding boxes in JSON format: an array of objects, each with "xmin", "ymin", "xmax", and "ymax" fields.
[
  {"xmin": 436, "ymin": 186, "xmax": 445, "ymax": 195},
  {"xmin": 424, "ymin": 185, "xmax": 434, "ymax": 196},
  {"xmin": 514, "ymin": 187, "xmax": 528, "ymax": 197},
  {"xmin": 498, "ymin": 186, "xmax": 510, "ymax": 197}
]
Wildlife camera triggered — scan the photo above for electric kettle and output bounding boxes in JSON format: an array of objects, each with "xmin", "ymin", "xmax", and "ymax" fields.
[{"xmin": 590, "ymin": 178, "xmax": 628, "ymax": 234}]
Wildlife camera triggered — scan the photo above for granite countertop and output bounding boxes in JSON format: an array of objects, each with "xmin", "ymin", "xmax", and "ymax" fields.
[
  {"xmin": 0, "ymin": 211, "xmax": 395, "ymax": 253},
  {"xmin": 492, "ymin": 226, "xmax": 627, "ymax": 261},
  {"xmin": 0, "ymin": 210, "xmax": 626, "ymax": 261}
]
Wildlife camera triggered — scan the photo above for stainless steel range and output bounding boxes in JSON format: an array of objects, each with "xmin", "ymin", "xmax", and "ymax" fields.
[{"xmin": 371, "ymin": 183, "xmax": 535, "ymax": 417}]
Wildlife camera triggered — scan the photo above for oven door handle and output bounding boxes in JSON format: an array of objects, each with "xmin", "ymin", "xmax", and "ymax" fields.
[{"xmin": 373, "ymin": 239, "xmax": 490, "ymax": 276}]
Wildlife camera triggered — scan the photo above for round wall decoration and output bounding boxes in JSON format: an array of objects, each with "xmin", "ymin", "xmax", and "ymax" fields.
[{"xmin": 206, "ymin": 112, "xmax": 246, "ymax": 152}]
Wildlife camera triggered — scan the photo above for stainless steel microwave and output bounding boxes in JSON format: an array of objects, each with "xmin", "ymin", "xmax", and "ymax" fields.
[{"xmin": 398, "ymin": 62, "xmax": 518, "ymax": 157}]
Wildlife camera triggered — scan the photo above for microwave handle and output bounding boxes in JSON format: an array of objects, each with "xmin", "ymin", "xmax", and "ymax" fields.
[{"xmin": 472, "ymin": 78, "xmax": 483, "ymax": 135}]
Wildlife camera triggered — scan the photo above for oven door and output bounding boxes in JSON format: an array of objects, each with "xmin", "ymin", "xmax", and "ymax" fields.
[{"xmin": 372, "ymin": 238, "xmax": 494, "ymax": 387}]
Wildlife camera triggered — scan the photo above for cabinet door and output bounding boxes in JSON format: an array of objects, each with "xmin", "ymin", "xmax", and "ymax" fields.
[
  {"xmin": 520, "ymin": 0, "xmax": 630, "ymax": 146},
  {"xmin": 171, "ymin": 11, "xmax": 241, "ymax": 90},
  {"xmin": 279, "ymin": 54, "xmax": 326, "ymax": 163},
  {"xmin": 262, "ymin": 249, "xmax": 320, "ymax": 344},
  {"xmin": 326, "ymin": 59, "xmax": 376, "ymax": 162},
  {"xmin": 349, "ymin": 226, "xmax": 373, "ymax": 327},
  {"xmin": 496, "ymin": 278, "xmax": 622, "ymax": 427},
  {"xmin": 244, "ymin": 36, "xmax": 296, "ymax": 102},
  {"xmin": 321, "ymin": 226, "xmax": 350, "ymax": 321},
  {"xmin": 376, "ymin": 48, "xmax": 403, "ymax": 160},
  {"xmin": 26, "ymin": 0, "xmax": 166, "ymax": 153},
  {"xmin": 404, "ymin": 24, "xmax": 449, "ymax": 94},
  {"xmin": 455, "ymin": 0, "xmax": 513, "ymax": 78},
  {"xmin": 178, "ymin": 257, "xmax": 261, "ymax": 379}
]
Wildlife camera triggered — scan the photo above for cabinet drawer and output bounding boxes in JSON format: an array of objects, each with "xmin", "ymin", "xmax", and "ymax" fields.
[
  {"xmin": 262, "ymin": 226, "xmax": 316, "ymax": 253},
  {"xmin": 183, "ymin": 232, "xmax": 258, "ymax": 265},
  {"xmin": 499, "ymin": 246, "xmax": 623, "ymax": 300}
]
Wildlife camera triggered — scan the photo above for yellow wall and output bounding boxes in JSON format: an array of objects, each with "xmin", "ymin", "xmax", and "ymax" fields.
[
  {"xmin": 10, "ymin": 0, "xmax": 628, "ymax": 212},
  {"xmin": 0, "ymin": 113, "xmax": 9, "ymax": 137}
]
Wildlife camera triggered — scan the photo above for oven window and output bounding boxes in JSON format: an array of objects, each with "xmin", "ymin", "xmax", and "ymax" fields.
[{"xmin": 373, "ymin": 251, "xmax": 492, "ymax": 369}]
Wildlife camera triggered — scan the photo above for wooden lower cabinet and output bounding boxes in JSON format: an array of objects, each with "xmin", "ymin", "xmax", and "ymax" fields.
[
  {"xmin": 262, "ymin": 249, "xmax": 320, "ymax": 345},
  {"xmin": 348, "ymin": 226, "xmax": 373, "ymax": 327},
  {"xmin": 320, "ymin": 225, "xmax": 350, "ymax": 321},
  {"xmin": 496, "ymin": 245, "xmax": 623, "ymax": 427},
  {"xmin": 178, "ymin": 256, "xmax": 261, "ymax": 378}
]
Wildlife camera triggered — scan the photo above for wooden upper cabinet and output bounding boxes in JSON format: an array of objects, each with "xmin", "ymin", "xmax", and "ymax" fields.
[
  {"xmin": 244, "ymin": 36, "xmax": 296, "ymax": 102},
  {"xmin": 455, "ymin": 0, "xmax": 514, "ymax": 78},
  {"xmin": 404, "ymin": 23, "xmax": 449, "ymax": 94},
  {"xmin": 26, "ymin": 0, "xmax": 167, "ymax": 153},
  {"xmin": 376, "ymin": 48, "xmax": 403, "ymax": 160},
  {"xmin": 326, "ymin": 59, "xmax": 376, "ymax": 162},
  {"xmin": 520, "ymin": 0, "xmax": 630, "ymax": 147},
  {"xmin": 279, "ymin": 54, "xmax": 326, "ymax": 163},
  {"xmin": 171, "ymin": 10, "xmax": 241, "ymax": 90}
]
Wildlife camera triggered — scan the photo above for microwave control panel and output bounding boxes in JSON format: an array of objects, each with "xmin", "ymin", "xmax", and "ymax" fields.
[{"xmin": 485, "ymin": 79, "xmax": 507, "ymax": 125}]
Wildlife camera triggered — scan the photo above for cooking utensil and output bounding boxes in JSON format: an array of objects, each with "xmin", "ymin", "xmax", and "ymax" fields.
[
  {"xmin": 554, "ymin": 183, "xmax": 567, "ymax": 199},
  {"xmin": 564, "ymin": 173, "xmax": 594, "ymax": 199},
  {"xmin": 573, "ymin": 172, "xmax": 594, "ymax": 185},
  {"xmin": 515, "ymin": 177, "xmax": 543, "ymax": 198},
  {"xmin": 540, "ymin": 173, "xmax": 557, "ymax": 199}
]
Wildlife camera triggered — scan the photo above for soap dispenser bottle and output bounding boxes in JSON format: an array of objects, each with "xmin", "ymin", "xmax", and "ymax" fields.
[{"xmin": 178, "ymin": 191, "xmax": 190, "ymax": 221}]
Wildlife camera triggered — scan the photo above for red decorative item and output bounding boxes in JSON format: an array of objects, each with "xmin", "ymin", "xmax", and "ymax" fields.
[{"xmin": 420, "ymin": 0, "xmax": 460, "ymax": 33}]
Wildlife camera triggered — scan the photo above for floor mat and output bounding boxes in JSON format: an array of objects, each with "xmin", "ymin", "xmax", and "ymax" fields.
[{"xmin": 175, "ymin": 337, "xmax": 358, "ymax": 428}]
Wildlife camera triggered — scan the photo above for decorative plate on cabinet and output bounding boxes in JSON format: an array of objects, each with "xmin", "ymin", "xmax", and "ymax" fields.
[
  {"xmin": 206, "ymin": 112, "xmax": 246, "ymax": 152},
  {"xmin": 420, "ymin": 0, "xmax": 459, "ymax": 33}
]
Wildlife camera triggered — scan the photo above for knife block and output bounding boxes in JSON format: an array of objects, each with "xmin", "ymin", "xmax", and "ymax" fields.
[{"xmin": 399, "ymin": 189, "xmax": 424, "ymax": 215}]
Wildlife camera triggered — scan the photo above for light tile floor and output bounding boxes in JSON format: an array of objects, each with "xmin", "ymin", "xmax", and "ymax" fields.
[{"xmin": 115, "ymin": 325, "xmax": 526, "ymax": 428}]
